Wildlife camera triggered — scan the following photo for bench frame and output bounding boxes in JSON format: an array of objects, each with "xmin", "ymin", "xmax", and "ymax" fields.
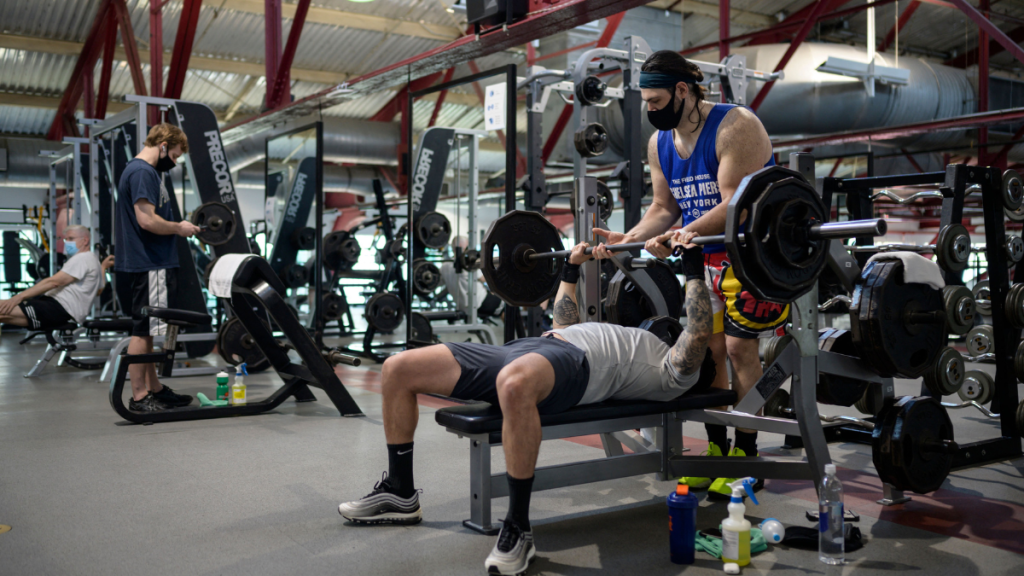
[{"xmin": 443, "ymin": 412, "xmax": 681, "ymax": 535}]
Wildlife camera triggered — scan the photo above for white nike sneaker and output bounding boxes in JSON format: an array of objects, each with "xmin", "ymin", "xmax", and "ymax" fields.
[
  {"xmin": 338, "ymin": 472, "xmax": 422, "ymax": 525},
  {"xmin": 485, "ymin": 519, "xmax": 536, "ymax": 575}
]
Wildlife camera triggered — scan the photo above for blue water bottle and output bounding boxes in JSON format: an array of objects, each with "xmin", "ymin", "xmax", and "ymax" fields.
[{"xmin": 668, "ymin": 482, "xmax": 698, "ymax": 564}]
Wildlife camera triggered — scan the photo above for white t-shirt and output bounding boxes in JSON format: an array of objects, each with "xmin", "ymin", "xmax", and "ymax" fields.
[
  {"xmin": 550, "ymin": 322, "xmax": 700, "ymax": 405},
  {"xmin": 47, "ymin": 251, "xmax": 102, "ymax": 324}
]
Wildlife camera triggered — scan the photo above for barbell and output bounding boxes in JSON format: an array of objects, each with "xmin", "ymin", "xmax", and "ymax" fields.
[{"xmin": 481, "ymin": 166, "xmax": 888, "ymax": 307}]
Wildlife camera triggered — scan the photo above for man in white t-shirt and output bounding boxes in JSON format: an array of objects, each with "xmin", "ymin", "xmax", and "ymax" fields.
[{"xmin": 0, "ymin": 225, "xmax": 111, "ymax": 330}]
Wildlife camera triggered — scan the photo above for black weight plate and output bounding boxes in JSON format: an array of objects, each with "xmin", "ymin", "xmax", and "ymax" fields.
[
  {"xmin": 850, "ymin": 260, "xmax": 945, "ymax": 378},
  {"xmin": 923, "ymin": 347, "xmax": 965, "ymax": 396},
  {"xmin": 817, "ymin": 329, "xmax": 868, "ymax": 407},
  {"xmin": 763, "ymin": 334, "xmax": 794, "ymax": 367},
  {"xmin": 322, "ymin": 292, "xmax": 347, "ymax": 322},
  {"xmin": 942, "ymin": 285, "xmax": 975, "ymax": 336},
  {"xmin": 323, "ymin": 230, "xmax": 361, "ymax": 272},
  {"xmin": 292, "ymin": 226, "xmax": 316, "ymax": 250},
  {"xmin": 726, "ymin": 166, "xmax": 826, "ymax": 303},
  {"xmin": 1016, "ymin": 400, "xmax": 1024, "ymax": 437},
  {"xmin": 1005, "ymin": 235, "xmax": 1024, "ymax": 265},
  {"xmin": 410, "ymin": 312, "xmax": 433, "ymax": 343},
  {"xmin": 365, "ymin": 292, "xmax": 404, "ymax": 333},
  {"xmin": 191, "ymin": 202, "xmax": 237, "ymax": 247},
  {"xmin": 1003, "ymin": 169, "xmax": 1023, "ymax": 211},
  {"xmin": 573, "ymin": 123, "xmax": 609, "ymax": 158},
  {"xmin": 574, "ymin": 76, "xmax": 606, "ymax": 106},
  {"xmin": 606, "ymin": 260, "xmax": 684, "ymax": 327},
  {"xmin": 957, "ymin": 369, "xmax": 995, "ymax": 405},
  {"xmin": 873, "ymin": 396, "xmax": 955, "ymax": 494},
  {"xmin": 764, "ymin": 389, "xmax": 791, "ymax": 418},
  {"xmin": 412, "ymin": 259, "xmax": 442, "ymax": 296},
  {"xmin": 280, "ymin": 263, "xmax": 309, "ymax": 288},
  {"xmin": 415, "ymin": 211, "xmax": 451, "ymax": 249},
  {"xmin": 481, "ymin": 210, "xmax": 563, "ymax": 307},
  {"xmin": 638, "ymin": 316, "xmax": 683, "ymax": 347},
  {"xmin": 460, "ymin": 248, "xmax": 482, "ymax": 271},
  {"xmin": 217, "ymin": 317, "xmax": 271, "ymax": 372}
]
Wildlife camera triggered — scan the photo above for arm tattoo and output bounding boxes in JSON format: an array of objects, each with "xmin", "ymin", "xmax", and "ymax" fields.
[
  {"xmin": 553, "ymin": 294, "xmax": 580, "ymax": 328},
  {"xmin": 670, "ymin": 278, "xmax": 713, "ymax": 375}
]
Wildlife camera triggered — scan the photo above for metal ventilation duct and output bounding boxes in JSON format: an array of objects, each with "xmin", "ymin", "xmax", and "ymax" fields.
[
  {"xmin": 0, "ymin": 138, "xmax": 54, "ymax": 188},
  {"xmin": 233, "ymin": 164, "xmax": 388, "ymax": 194},
  {"xmin": 224, "ymin": 117, "xmax": 402, "ymax": 171}
]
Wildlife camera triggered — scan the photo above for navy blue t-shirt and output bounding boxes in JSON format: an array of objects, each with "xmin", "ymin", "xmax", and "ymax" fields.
[{"xmin": 115, "ymin": 159, "xmax": 179, "ymax": 272}]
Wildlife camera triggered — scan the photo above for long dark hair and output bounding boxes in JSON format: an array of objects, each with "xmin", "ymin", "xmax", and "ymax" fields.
[{"xmin": 641, "ymin": 50, "xmax": 706, "ymax": 132}]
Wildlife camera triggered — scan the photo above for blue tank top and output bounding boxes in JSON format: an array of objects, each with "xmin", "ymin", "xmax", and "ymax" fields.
[{"xmin": 656, "ymin": 103, "xmax": 774, "ymax": 253}]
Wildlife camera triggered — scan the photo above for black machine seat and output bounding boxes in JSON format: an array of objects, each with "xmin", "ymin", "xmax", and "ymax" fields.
[
  {"xmin": 82, "ymin": 318, "xmax": 135, "ymax": 332},
  {"xmin": 141, "ymin": 307, "xmax": 211, "ymax": 328},
  {"xmin": 435, "ymin": 388, "xmax": 737, "ymax": 436}
]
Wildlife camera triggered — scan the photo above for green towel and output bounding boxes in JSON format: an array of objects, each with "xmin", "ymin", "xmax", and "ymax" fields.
[
  {"xmin": 695, "ymin": 527, "xmax": 768, "ymax": 559},
  {"xmin": 197, "ymin": 393, "xmax": 229, "ymax": 407}
]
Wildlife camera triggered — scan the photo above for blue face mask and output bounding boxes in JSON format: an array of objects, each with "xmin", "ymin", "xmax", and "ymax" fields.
[{"xmin": 65, "ymin": 241, "xmax": 78, "ymax": 257}]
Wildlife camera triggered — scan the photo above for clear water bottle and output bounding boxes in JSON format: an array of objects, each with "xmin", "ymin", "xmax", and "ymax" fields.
[{"xmin": 818, "ymin": 463, "xmax": 844, "ymax": 565}]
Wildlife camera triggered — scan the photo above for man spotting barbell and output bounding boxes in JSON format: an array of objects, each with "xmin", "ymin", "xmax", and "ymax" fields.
[
  {"xmin": 337, "ymin": 231, "xmax": 714, "ymax": 576},
  {"xmin": 592, "ymin": 51, "xmax": 785, "ymax": 498}
]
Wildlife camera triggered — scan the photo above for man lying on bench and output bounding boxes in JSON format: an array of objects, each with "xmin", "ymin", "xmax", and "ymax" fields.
[{"xmin": 338, "ymin": 231, "xmax": 712, "ymax": 575}]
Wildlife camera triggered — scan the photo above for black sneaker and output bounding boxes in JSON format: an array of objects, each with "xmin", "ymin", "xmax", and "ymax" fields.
[
  {"xmin": 129, "ymin": 394, "xmax": 169, "ymax": 412},
  {"xmin": 337, "ymin": 472, "xmax": 422, "ymax": 525},
  {"xmin": 485, "ymin": 519, "xmax": 536, "ymax": 575},
  {"xmin": 152, "ymin": 385, "xmax": 193, "ymax": 408}
]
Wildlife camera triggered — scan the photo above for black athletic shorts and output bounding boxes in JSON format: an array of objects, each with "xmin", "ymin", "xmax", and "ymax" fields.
[
  {"xmin": 444, "ymin": 336, "xmax": 590, "ymax": 415},
  {"xmin": 116, "ymin": 268, "xmax": 178, "ymax": 337},
  {"xmin": 18, "ymin": 295, "xmax": 74, "ymax": 331}
]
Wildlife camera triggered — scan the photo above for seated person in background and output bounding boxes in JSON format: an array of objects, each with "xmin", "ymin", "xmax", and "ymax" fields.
[
  {"xmin": 440, "ymin": 235, "xmax": 503, "ymax": 319},
  {"xmin": 338, "ymin": 230, "xmax": 713, "ymax": 576},
  {"xmin": 0, "ymin": 225, "xmax": 111, "ymax": 330}
]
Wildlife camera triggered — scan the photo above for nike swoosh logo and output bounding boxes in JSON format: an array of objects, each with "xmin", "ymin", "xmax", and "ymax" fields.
[{"xmin": 397, "ymin": 449, "xmax": 413, "ymax": 455}]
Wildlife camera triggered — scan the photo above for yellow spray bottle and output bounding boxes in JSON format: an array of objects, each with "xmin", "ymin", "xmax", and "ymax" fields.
[{"xmin": 721, "ymin": 477, "xmax": 759, "ymax": 566}]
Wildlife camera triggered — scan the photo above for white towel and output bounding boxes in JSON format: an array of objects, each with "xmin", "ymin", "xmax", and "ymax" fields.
[{"xmin": 865, "ymin": 251, "xmax": 945, "ymax": 289}]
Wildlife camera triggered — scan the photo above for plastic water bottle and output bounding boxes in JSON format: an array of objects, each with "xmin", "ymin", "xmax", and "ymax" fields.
[
  {"xmin": 760, "ymin": 518, "xmax": 785, "ymax": 544},
  {"xmin": 667, "ymin": 483, "xmax": 698, "ymax": 564},
  {"xmin": 819, "ymin": 463, "xmax": 844, "ymax": 565}
]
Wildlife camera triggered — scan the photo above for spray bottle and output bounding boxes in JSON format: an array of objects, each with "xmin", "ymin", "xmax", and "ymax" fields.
[
  {"xmin": 722, "ymin": 477, "xmax": 759, "ymax": 567},
  {"xmin": 231, "ymin": 362, "xmax": 248, "ymax": 406}
]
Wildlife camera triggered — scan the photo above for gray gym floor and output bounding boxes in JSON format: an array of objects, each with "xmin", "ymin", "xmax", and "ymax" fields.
[{"xmin": 1, "ymin": 333, "xmax": 1022, "ymax": 576}]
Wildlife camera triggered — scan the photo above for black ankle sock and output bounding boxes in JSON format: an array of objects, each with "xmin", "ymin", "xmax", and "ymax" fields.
[
  {"xmin": 735, "ymin": 431, "xmax": 758, "ymax": 456},
  {"xmin": 386, "ymin": 442, "xmax": 415, "ymax": 497},
  {"xmin": 705, "ymin": 423, "xmax": 728, "ymax": 452},
  {"xmin": 505, "ymin": 475, "xmax": 534, "ymax": 531}
]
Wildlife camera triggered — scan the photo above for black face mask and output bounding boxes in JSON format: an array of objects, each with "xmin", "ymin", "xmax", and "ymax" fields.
[
  {"xmin": 156, "ymin": 147, "xmax": 176, "ymax": 173},
  {"xmin": 647, "ymin": 90, "xmax": 685, "ymax": 132}
]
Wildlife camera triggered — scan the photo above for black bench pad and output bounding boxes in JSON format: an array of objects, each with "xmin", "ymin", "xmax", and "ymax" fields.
[
  {"xmin": 435, "ymin": 389, "xmax": 737, "ymax": 435},
  {"xmin": 83, "ymin": 318, "xmax": 135, "ymax": 332},
  {"xmin": 141, "ymin": 307, "xmax": 211, "ymax": 327}
]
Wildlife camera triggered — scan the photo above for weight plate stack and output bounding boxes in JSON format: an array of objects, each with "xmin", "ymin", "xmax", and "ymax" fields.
[
  {"xmin": 957, "ymin": 369, "xmax": 995, "ymax": 405},
  {"xmin": 725, "ymin": 166, "xmax": 828, "ymax": 303},
  {"xmin": 972, "ymin": 280, "xmax": 992, "ymax": 315},
  {"xmin": 323, "ymin": 230, "xmax": 361, "ymax": 272},
  {"xmin": 934, "ymin": 223, "xmax": 971, "ymax": 272},
  {"xmin": 1006, "ymin": 283, "xmax": 1024, "ymax": 328},
  {"xmin": 1016, "ymin": 400, "xmax": 1024, "ymax": 437},
  {"xmin": 942, "ymin": 285, "xmax": 976, "ymax": 336},
  {"xmin": 872, "ymin": 396, "xmax": 956, "ymax": 495},
  {"xmin": 763, "ymin": 334, "xmax": 794, "ymax": 367},
  {"xmin": 412, "ymin": 259, "xmax": 442, "ymax": 296},
  {"xmin": 966, "ymin": 325, "xmax": 994, "ymax": 357},
  {"xmin": 850, "ymin": 260, "xmax": 945, "ymax": 378},
  {"xmin": 923, "ymin": 347, "xmax": 966, "ymax": 397},
  {"xmin": 1015, "ymin": 341, "xmax": 1024, "ymax": 382}
]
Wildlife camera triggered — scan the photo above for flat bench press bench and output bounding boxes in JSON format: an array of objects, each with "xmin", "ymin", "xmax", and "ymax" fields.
[{"xmin": 435, "ymin": 388, "xmax": 737, "ymax": 534}]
